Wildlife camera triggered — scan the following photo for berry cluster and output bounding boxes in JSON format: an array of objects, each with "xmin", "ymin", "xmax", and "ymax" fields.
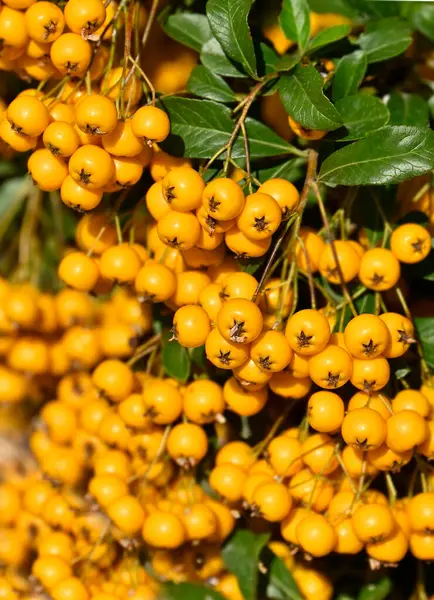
[{"xmin": 0, "ymin": 1, "xmax": 434, "ymax": 599}]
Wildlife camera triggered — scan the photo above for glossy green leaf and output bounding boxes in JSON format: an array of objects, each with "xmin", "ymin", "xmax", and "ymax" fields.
[
  {"xmin": 189, "ymin": 345, "xmax": 208, "ymax": 370},
  {"xmin": 336, "ymin": 94, "xmax": 389, "ymax": 140},
  {"xmin": 201, "ymin": 36, "xmax": 249, "ymax": 78},
  {"xmin": 387, "ymin": 92, "xmax": 429, "ymax": 127},
  {"xmin": 257, "ymin": 43, "xmax": 280, "ymax": 75},
  {"xmin": 332, "ymin": 50, "xmax": 367, "ymax": 101},
  {"xmin": 308, "ymin": 24, "xmax": 351, "ymax": 53},
  {"xmin": 266, "ymin": 556, "xmax": 303, "ymax": 600},
  {"xmin": 254, "ymin": 158, "xmax": 306, "ymax": 183},
  {"xmin": 415, "ymin": 317, "xmax": 434, "ymax": 369},
  {"xmin": 161, "ymin": 97, "xmax": 296, "ymax": 159},
  {"xmin": 347, "ymin": 0, "xmax": 399, "ymax": 18},
  {"xmin": 243, "ymin": 116, "xmax": 299, "ymax": 158},
  {"xmin": 222, "ymin": 530, "xmax": 270, "ymax": 600},
  {"xmin": 163, "ymin": 582, "xmax": 226, "ymax": 600},
  {"xmin": 358, "ymin": 17, "xmax": 413, "ymax": 63},
  {"xmin": 319, "ymin": 126, "xmax": 434, "ymax": 186},
  {"xmin": 339, "ymin": 290, "xmax": 376, "ymax": 329},
  {"xmin": 357, "ymin": 577, "xmax": 392, "ymax": 600},
  {"xmin": 163, "ymin": 13, "xmax": 212, "ymax": 51},
  {"xmin": 410, "ymin": 3, "xmax": 434, "ymax": 41},
  {"xmin": 207, "ymin": 0, "xmax": 257, "ymax": 79},
  {"xmin": 307, "ymin": 0, "xmax": 357, "ymax": 18},
  {"xmin": 162, "ymin": 335, "xmax": 191, "ymax": 382},
  {"xmin": 279, "ymin": 64, "xmax": 342, "ymax": 131},
  {"xmin": 275, "ymin": 53, "xmax": 300, "ymax": 72},
  {"xmin": 279, "ymin": 0, "xmax": 310, "ymax": 51},
  {"xmin": 187, "ymin": 66, "xmax": 236, "ymax": 102}
]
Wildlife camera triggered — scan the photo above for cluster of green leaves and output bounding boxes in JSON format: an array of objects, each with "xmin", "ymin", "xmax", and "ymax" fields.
[{"xmin": 161, "ymin": 0, "xmax": 434, "ymax": 187}]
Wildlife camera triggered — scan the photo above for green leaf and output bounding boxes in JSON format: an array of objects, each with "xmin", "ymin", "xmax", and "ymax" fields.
[
  {"xmin": 410, "ymin": 3, "xmax": 434, "ymax": 41},
  {"xmin": 222, "ymin": 530, "xmax": 270, "ymax": 600},
  {"xmin": 394, "ymin": 364, "xmax": 412, "ymax": 380},
  {"xmin": 319, "ymin": 126, "xmax": 434, "ymax": 186},
  {"xmin": 266, "ymin": 556, "xmax": 303, "ymax": 600},
  {"xmin": 307, "ymin": 0, "xmax": 357, "ymax": 18},
  {"xmin": 162, "ymin": 335, "xmax": 191, "ymax": 382},
  {"xmin": 415, "ymin": 317, "xmax": 434, "ymax": 370},
  {"xmin": 163, "ymin": 582, "xmax": 226, "ymax": 600},
  {"xmin": 187, "ymin": 65, "xmax": 236, "ymax": 102},
  {"xmin": 279, "ymin": 0, "xmax": 310, "ymax": 52},
  {"xmin": 279, "ymin": 64, "xmax": 342, "ymax": 131},
  {"xmin": 358, "ymin": 17, "xmax": 413, "ymax": 64},
  {"xmin": 275, "ymin": 53, "xmax": 300, "ymax": 72},
  {"xmin": 357, "ymin": 577, "xmax": 392, "ymax": 600},
  {"xmin": 308, "ymin": 24, "xmax": 351, "ymax": 53},
  {"xmin": 190, "ymin": 345, "xmax": 208, "ymax": 370},
  {"xmin": 161, "ymin": 97, "xmax": 295, "ymax": 159},
  {"xmin": 387, "ymin": 92, "xmax": 429, "ymax": 127},
  {"xmin": 236, "ymin": 255, "xmax": 267, "ymax": 275},
  {"xmin": 254, "ymin": 158, "xmax": 306, "ymax": 183},
  {"xmin": 347, "ymin": 0, "xmax": 399, "ymax": 18},
  {"xmin": 201, "ymin": 36, "xmax": 249, "ymax": 78},
  {"xmin": 356, "ymin": 291, "xmax": 376, "ymax": 315},
  {"xmin": 339, "ymin": 290, "xmax": 376, "ymax": 330},
  {"xmin": 429, "ymin": 96, "xmax": 434, "ymax": 118},
  {"xmin": 206, "ymin": 0, "xmax": 257, "ymax": 79},
  {"xmin": 336, "ymin": 94, "xmax": 389, "ymax": 140},
  {"xmin": 257, "ymin": 43, "xmax": 280, "ymax": 75},
  {"xmin": 0, "ymin": 177, "xmax": 30, "ymax": 239},
  {"xmin": 243, "ymin": 116, "xmax": 298, "ymax": 158},
  {"xmin": 163, "ymin": 13, "xmax": 212, "ymax": 52},
  {"xmin": 332, "ymin": 50, "xmax": 367, "ymax": 102}
]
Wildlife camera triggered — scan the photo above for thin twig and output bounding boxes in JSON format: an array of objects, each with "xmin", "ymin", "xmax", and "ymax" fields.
[
  {"xmin": 297, "ymin": 235, "xmax": 316, "ymax": 309},
  {"xmin": 124, "ymin": 0, "xmax": 160, "ymax": 87},
  {"xmin": 240, "ymin": 121, "xmax": 252, "ymax": 194},
  {"xmin": 312, "ymin": 181, "xmax": 357, "ymax": 318}
]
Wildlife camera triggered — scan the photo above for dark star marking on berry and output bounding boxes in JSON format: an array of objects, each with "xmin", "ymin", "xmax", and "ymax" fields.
[
  {"xmin": 205, "ymin": 215, "xmax": 217, "ymax": 236},
  {"xmin": 258, "ymin": 356, "xmax": 272, "ymax": 370},
  {"xmin": 296, "ymin": 330, "xmax": 313, "ymax": 349},
  {"xmin": 208, "ymin": 197, "xmax": 221, "ymax": 212},
  {"xmin": 254, "ymin": 216, "xmax": 269, "ymax": 232},
  {"xmin": 327, "ymin": 266, "xmax": 339, "ymax": 280},
  {"xmin": 326, "ymin": 372, "xmax": 341, "ymax": 388},
  {"xmin": 362, "ymin": 339, "xmax": 379, "ymax": 357},
  {"xmin": 167, "ymin": 237, "xmax": 180, "ymax": 248},
  {"xmin": 397, "ymin": 328, "xmax": 416, "ymax": 344},
  {"xmin": 164, "ymin": 185, "xmax": 176, "ymax": 203},
  {"xmin": 411, "ymin": 238, "xmax": 425, "ymax": 253},
  {"xmin": 218, "ymin": 350, "xmax": 232, "ymax": 365},
  {"xmin": 363, "ymin": 379, "xmax": 376, "ymax": 394},
  {"xmin": 229, "ymin": 320, "xmax": 247, "ymax": 343},
  {"xmin": 78, "ymin": 169, "xmax": 91, "ymax": 185},
  {"xmin": 44, "ymin": 20, "xmax": 57, "ymax": 40},
  {"xmin": 355, "ymin": 437, "xmax": 368, "ymax": 449},
  {"xmin": 370, "ymin": 273, "xmax": 384, "ymax": 287},
  {"xmin": 65, "ymin": 61, "xmax": 79, "ymax": 73}
]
